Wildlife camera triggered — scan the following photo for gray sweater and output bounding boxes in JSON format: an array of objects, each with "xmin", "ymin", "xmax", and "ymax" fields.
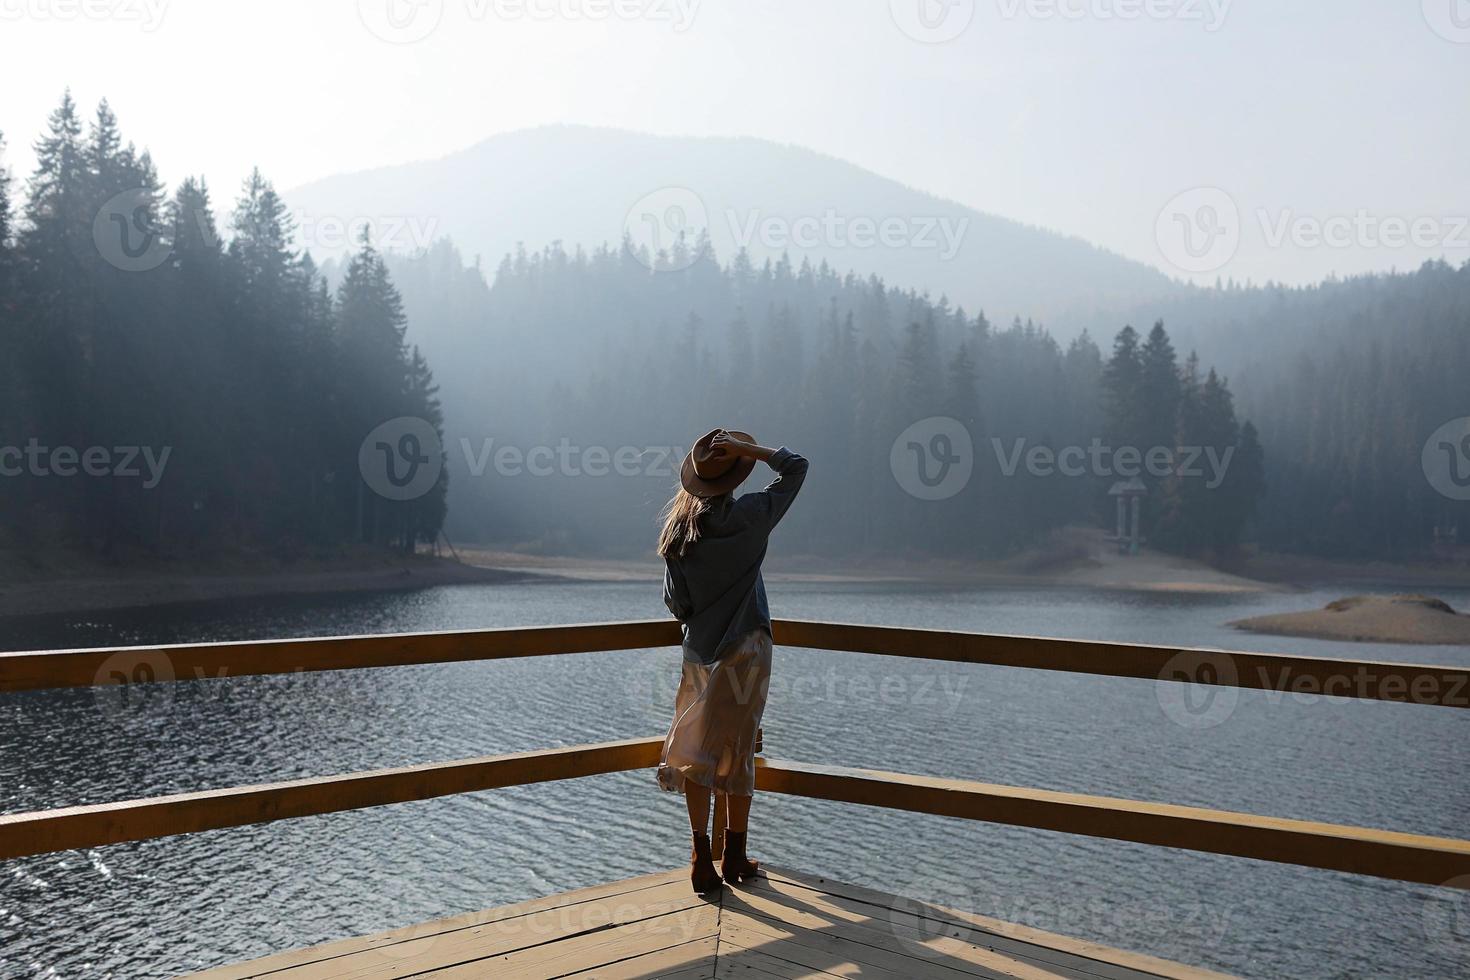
[{"xmin": 663, "ymin": 448, "xmax": 808, "ymax": 664}]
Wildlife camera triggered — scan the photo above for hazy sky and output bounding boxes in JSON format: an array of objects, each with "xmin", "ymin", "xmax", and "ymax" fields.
[{"xmin": 1, "ymin": 0, "xmax": 1466, "ymax": 286}]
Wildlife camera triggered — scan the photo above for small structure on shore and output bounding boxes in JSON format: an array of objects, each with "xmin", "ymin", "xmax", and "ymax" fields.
[{"xmin": 1107, "ymin": 476, "xmax": 1148, "ymax": 555}]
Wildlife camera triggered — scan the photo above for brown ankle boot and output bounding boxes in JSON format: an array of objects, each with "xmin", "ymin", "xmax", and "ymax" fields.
[
  {"xmin": 721, "ymin": 829, "xmax": 760, "ymax": 883},
  {"xmin": 690, "ymin": 832, "xmax": 723, "ymax": 895}
]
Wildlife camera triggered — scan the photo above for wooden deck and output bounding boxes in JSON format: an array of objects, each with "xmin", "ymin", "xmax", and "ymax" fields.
[{"xmin": 189, "ymin": 866, "xmax": 1234, "ymax": 979}]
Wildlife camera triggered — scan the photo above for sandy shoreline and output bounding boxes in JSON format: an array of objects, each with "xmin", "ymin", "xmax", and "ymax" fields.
[
  {"xmin": 1232, "ymin": 594, "xmax": 1470, "ymax": 646},
  {"xmin": 6, "ymin": 530, "xmax": 1469, "ymax": 628},
  {"xmin": 452, "ymin": 531, "xmax": 1470, "ymax": 595},
  {"xmin": 1, "ymin": 536, "xmax": 1275, "ymax": 623},
  {"xmin": 0, "ymin": 554, "xmax": 546, "ymax": 620},
  {"xmin": 454, "ymin": 540, "xmax": 1282, "ymax": 595}
]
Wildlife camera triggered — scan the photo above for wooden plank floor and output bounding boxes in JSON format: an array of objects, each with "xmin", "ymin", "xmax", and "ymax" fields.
[{"xmin": 187, "ymin": 866, "xmax": 1235, "ymax": 979}]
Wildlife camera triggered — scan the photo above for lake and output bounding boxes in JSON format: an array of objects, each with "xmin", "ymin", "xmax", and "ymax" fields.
[{"xmin": 2, "ymin": 579, "xmax": 1468, "ymax": 978}]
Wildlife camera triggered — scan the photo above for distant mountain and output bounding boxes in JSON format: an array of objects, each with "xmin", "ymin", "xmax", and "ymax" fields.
[{"xmin": 286, "ymin": 125, "xmax": 1178, "ymax": 325}]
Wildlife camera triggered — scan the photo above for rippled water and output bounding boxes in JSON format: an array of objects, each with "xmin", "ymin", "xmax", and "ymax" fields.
[{"xmin": 2, "ymin": 580, "xmax": 1468, "ymax": 979}]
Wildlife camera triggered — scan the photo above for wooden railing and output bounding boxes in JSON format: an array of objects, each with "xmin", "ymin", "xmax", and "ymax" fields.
[{"xmin": 2, "ymin": 620, "xmax": 1467, "ymax": 891}]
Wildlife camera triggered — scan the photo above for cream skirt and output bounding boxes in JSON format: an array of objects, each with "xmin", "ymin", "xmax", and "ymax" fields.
[{"xmin": 656, "ymin": 629, "xmax": 772, "ymax": 797}]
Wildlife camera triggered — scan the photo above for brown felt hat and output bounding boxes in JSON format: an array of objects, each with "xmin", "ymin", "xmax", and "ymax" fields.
[{"xmin": 679, "ymin": 428, "xmax": 757, "ymax": 498}]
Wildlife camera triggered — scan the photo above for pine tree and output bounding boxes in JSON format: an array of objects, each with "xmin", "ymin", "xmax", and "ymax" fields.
[
  {"xmin": 338, "ymin": 230, "xmax": 409, "ymax": 412},
  {"xmin": 1063, "ymin": 330, "xmax": 1103, "ymax": 429},
  {"xmin": 337, "ymin": 230, "xmax": 415, "ymax": 545},
  {"xmin": 941, "ymin": 342, "xmax": 984, "ymax": 552},
  {"xmin": 23, "ymin": 91, "xmax": 87, "ymax": 260},
  {"xmin": 230, "ymin": 167, "xmax": 297, "ymax": 297},
  {"xmin": 404, "ymin": 345, "xmax": 448, "ymax": 550},
  {"xmin": 1170, "ymin": 368, "xmax": 1239, "ymax": 554},
  {"xmin": 896, "ymin": 315, "xmax": 940, "ymax": 413},
  {"xmin": 0, "ymin": 129, "xmax": 13, "ymax": 305},
  {"xmin": 944, "ymin": 342, "xmax": 981, "ymax": 435},
  {"xmin": 758, "ymin": 302, "xmax": 803, "ymax": 422},
  {"xmin": 0, "ymin": 95, "xmax": 457, "ymax": 558},
  {"xmin": 20, "ymin": 93, "xmax": 94, "ymax": 521},
  {"xmin": 1101, "ymin": 325, "xmax": 1144, "ymax": 448},
  {"xmin": 1224, "ymin": 420, "xmax": 1266, "ymax": 550},
  {"xmin": 0, "ymin": 129, "xmax": 18, "ymax": 500},
  {"xmin": 1139, "ymin": 320, "xmax": 1181, "ymax": 454},
  {"xmin": 170, "ymin": 177, "xmax": 219, "ymax": 262}
]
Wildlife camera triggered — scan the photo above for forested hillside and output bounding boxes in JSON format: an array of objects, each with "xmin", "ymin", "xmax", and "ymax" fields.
[
  {"xmin": 4, "ymin": 94, "xmax": 1464, "ymax": 567},
  {"xmin": 378, "ymin": 239, "xmax": 1264, "ymax": 559},
  {"xmin": 1077, "ymin": 262, "xmax": 1470, "ymax": 556},
  {"xmin": 0, "ymin": 95, "xmax": 446, "ymax": 558},
  {"xmin": 285, "ymin": 124, "xmax": 1178, "ymax": 325},
  {"xmin": 379, "ymin": 238, "xmax": 1468, "ymax": 562}
]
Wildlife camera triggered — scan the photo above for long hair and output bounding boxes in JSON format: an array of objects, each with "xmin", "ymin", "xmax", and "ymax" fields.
[{"xmin": 657, "ymin": 488, "xmax": 715, "ymax": 558}]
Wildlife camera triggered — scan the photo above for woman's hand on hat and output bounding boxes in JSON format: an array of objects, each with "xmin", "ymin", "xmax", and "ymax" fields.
[{"xmin": 710, "ymin": 430, "xmax": 752, "ymax": 458}]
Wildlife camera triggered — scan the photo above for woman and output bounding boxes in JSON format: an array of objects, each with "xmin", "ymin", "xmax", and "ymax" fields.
[{"xmin": 656, "ymin": 428, "xmax": 808, "ymax": 894}]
